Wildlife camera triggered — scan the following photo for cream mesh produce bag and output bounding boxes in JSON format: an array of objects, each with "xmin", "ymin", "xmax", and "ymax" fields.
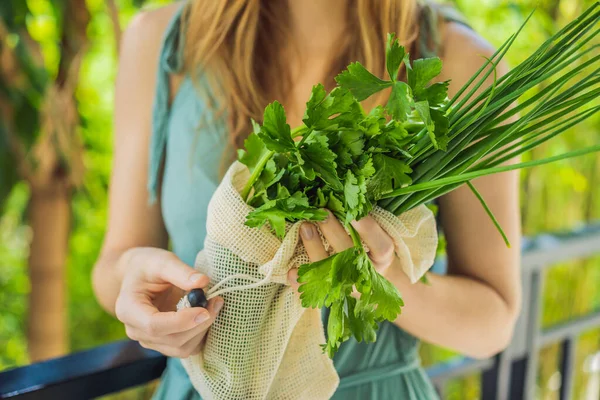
[{"xmin": 177, "ymin": 161, "xmax": 438, "ymax": 400}]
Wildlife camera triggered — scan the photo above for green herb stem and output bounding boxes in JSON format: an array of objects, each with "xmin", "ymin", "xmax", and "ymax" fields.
[
  {"xmin": 384, "ymin": 144, "xmax": 600, "ymax": 199},
  {"xmin": 240, "ymin": 150, "xmax": 274, "ymax": 201},
  {"xmin": 347, "ymin": 223, "xmax": 363, "ymax": 249},
  {"xmin": 291, "ymin": 124, "xmax": 308, "ymax": 138}
]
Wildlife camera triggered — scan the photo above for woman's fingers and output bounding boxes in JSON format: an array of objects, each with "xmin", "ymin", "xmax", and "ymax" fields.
[
  {"xmin": 167, "ymin": 296, "xmax": 223, "ymax": 344},
  {"xmin": 139, "ymin": 340, "xmax": 199, "ymax": 359},
  {"xmin": 126, "ymin": 296, "xmax": 224, "ymax": 345},
  {"xmin": 293, "ymin": 213, "xmax": 396, "ymax": 289},
  {"xmin": 289, "ymin": 222, "xmax": 330, "ymax": 291},
  {"xmin": 317, "ymin": 211, "xmax": 353, "ymax": 252},
  {"xmin": 144, "ymin": 251, "xmax": 209, "ymax": 290},
  {"xmin": 299, "ymin": 223, "xmax": 329, "ymax": 261},
  {"xmin": 118, "ymin": 293, "xmax": 209, "ymax": 336},
  {"xmin": 351, "ymin": 216, "xmax": 395, "ymax": 271}
]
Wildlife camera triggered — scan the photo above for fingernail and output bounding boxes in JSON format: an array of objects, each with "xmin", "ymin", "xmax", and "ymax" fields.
[
  {"xmin": 194, "ymin": 312, "xmax": 210, "ymax": 324},
  {"xmin": 214, "ymin": 299, "xmax": 224, "ymax": 313},
  {"xmin": 189, "ymin": 273, "xmax": 203, "ymax": 282},
  {"xmin": 300, "ymin": 224, "xmax": 314, "ymax": 240}
]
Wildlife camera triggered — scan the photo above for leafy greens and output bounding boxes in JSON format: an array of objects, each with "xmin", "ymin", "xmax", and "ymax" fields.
[{"xmin": 237, "ymin": 4, "xmax": 600, "ymax": 357}]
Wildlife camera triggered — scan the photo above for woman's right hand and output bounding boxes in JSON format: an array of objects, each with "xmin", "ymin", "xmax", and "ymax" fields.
[{"xmin": 115, "ymin": 248, "xmax": 224, "ymax": 358}]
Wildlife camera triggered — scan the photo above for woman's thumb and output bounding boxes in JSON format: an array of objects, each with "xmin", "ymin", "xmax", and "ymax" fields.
[{"xmin": 146, "ymin": 252, "xmax": 209, "ymax": 290}]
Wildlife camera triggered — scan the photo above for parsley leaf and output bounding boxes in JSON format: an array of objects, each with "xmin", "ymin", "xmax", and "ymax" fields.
[
  {"xmin": 386, "ymin": 81, "xmax": 413, "ymax": 121},
  {"xmin": 238, "ymin": 132, "xmax": 269, "ymax": 173},
  {"xmin": 419, "ymin": 80, "xmax": 450, "ymax": 105},
  {"xmin": 333, "ymin": 130, "xmax": 365, "ymax": 166},
  {"xmin": 245, "ymin": 193, "xmax": 327, "ymax": 238},
  {"xmin": 258, "ymin": 101, "xmax": 296, "ymax": 153},
  {"xmin": 385, "ymin": 33, "xmax": 406, "ymax": 81},
  {"xmin": 303, "ymin": 85, "xmax": 361, "ymax": 130},
  {"xmin": 298, "ymin": 247, "xmax": 356, "ymax": 308},
  {"xmin": 354, "ymin": 253, "xmax": 404, "ymax": 322},
  {"xmin": 413, "ymin": 100, "xmax": 438, "ymax": 148},
  {"xmin": 407, "ymin": 57, "xmax": 443, "ymax": 96},
  {"xmin": 346, "ymin": 296, "xmax": 377, "ymax": 343},
  {"xmin": 248, "ymin": 159, "xmax": 284, "ymax": 202},
  {"xmin": 324, "ymin": 301, "xmax": 345, "ymax": 357},
  {"xmin": 430, "ymin": 108, "xmax": 450, "ymax": 151},
  {"xmin": 299, "ymin": 134, "xmax": 343, "ymax": 191},
  {"xmin": 367, "ymin": 154, "xmax": 413, "ymax": 199},
  {"xmin": 238, "ymin": 30, "xmax": 451, "ymax": 358},
  {"xmin": 335, "ymin": 62, "xmax": 392, "ymax": 101},
  {"xmin": 344, "ymin": 169, "xmax": 361, "ymax": 210}
]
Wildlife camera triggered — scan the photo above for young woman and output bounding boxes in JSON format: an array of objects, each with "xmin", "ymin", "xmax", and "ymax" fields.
[{"xmin": 92, "ymin": 1, "xmax": 522, "ymax": 398}]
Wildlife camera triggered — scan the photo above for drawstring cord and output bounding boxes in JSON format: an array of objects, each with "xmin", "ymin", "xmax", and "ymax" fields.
[{"xmin": 205, "ymin": 267, "xmax": 274, "ymax": 299}]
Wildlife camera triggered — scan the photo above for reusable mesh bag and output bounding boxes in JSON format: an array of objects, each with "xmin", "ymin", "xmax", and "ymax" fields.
[{"xmin": 177, "ymin": 161, "xmax": 438, "ymax": 400}]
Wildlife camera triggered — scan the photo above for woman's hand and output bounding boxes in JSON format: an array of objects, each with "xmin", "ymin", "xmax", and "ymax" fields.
[
  {"xmin": 115, "ymin": 248, "xmax": 224, "ymax": 358},
  {"xmin": 287, "ymin": 211, "xmax": 396, "ymax": 290}
]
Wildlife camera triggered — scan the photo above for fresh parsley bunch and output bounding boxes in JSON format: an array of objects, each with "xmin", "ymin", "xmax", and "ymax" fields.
[
  {"xmin": 238, "ymin": 4, "xmax": 600, "ymax": 357},
  {"xmin": 238, "ymin": 36, "xmax": 445, "ymax": 356}
]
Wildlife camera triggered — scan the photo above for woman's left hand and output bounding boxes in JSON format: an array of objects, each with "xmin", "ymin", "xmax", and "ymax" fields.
[{"xmin": 287, "ymin": 210, "xmax": 396, "ymax": 291}]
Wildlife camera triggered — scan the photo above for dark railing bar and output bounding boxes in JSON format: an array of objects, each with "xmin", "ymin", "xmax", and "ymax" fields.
[
  {"xmin": 495, "ymin": 349, "xmax": 513, "ymax": 400},
  {"xmin": 0, "ymin": 341, "xmax": 166, "ymax": 400},
  {"xmin": 481, "ymin": 355, "xmax": 500, "ymax": 400},
  {"xmin": 523, "ymin": 268, "xmax": 544, "ymax": 400},
  {"xmin": 559, "ymin": 336, "xmax": 576, "ymax": 400},
  {"xmin": 521, "ymin": 224, "xmax": 600, "ymax": 270},
  {"xmin": 1, "ymin": 224, "xmax": 600, "ymax": 399},
  {"xmin": 539, "ymin": 311, "xmax": 600, "ymax": 347}
]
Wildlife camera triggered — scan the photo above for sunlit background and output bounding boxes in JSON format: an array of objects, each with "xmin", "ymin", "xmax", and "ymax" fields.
[{"xmin": 0, "ymin": 0, "xmax": 598, "ymax": 399}]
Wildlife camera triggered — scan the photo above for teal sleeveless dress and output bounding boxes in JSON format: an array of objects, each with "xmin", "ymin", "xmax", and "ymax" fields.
[{"xmin": 149, "ymin": 5, "xmax": 466, "ymax": 399}]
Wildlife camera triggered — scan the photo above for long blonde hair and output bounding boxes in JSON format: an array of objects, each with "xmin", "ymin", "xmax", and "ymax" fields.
[{"xmin": 181, "ymin": 0, "xmax": 424, "ymax": 157}]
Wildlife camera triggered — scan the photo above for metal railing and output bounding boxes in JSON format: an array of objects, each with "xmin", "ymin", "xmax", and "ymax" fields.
[
  {"xmin": 429, "ymin": 223, "xmax": 600, "ymax": 399},
  {"xmin": 1, "ymin": 224, "xmax": 600, "ymax": 400}
]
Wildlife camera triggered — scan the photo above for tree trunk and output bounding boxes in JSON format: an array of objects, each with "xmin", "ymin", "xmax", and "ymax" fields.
[
  {"xmin": 22, "ymin": 0, "xmax": 90, "ymax": 361},
  {"xmin": 27, "ymin": 180, "xmax": 72, "ymax": 361}
]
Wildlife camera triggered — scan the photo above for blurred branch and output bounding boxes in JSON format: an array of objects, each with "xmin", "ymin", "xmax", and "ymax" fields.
[
  {"xmin": 28, "ymin": 0, "xmax": 90, "ymax": 189},
  {"xmin": 0, "ymin": 19, "xmax": 35, "ymax": 181},
  {"xmin": 56, "ymin": 0, "xmax": 90, "ymax": 88},
  {"xmin": 107, "ymin": 0, "xmax": 122, "ymax": 55}
]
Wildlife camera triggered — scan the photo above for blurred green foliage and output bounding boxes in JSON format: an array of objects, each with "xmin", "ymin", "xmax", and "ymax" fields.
[{"xmin": 0, "ymin": 0, "xmax": 598, "ymax": 399}]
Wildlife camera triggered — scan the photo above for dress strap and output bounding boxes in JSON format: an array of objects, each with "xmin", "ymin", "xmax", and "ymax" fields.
[
  {"xmin": 418, "ymin": 2, "xmax": 472, "ymax": 59},
  {"xmin": 147, "ymin": 5, "xmax": 186, "ymax": 203},
  {"xmin": 337, "ymin": 358, "xmax": 421, "ymax": 390}
]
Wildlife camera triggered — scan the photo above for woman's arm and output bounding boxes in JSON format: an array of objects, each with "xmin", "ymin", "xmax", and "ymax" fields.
[
  {"xmin": 387, "ymin": 23, "xmax": 522, "ymax": 359},
  {"xmin": 92, "ymin": 5, "xmax": 224, "ymax": 359},
  {"xmin": 291, "ymin": 23, "xmax": 522, "ymax": 359},
  {"xmin": 92, "ymin": 7, "xmax": 175, "ymax": 314}
]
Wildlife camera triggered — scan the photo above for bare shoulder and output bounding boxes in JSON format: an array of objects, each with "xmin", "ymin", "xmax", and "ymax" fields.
[
  {"xmin": 120, "ymin": 2, "xmax": 183, "ymax": 61},
  {"xmin": 117, "ymin": 2, "xmax": 185, "ymax": 100},
  {"xmin": 437, "ymin": 21, "xmax": 509, "ymax": 95}
]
